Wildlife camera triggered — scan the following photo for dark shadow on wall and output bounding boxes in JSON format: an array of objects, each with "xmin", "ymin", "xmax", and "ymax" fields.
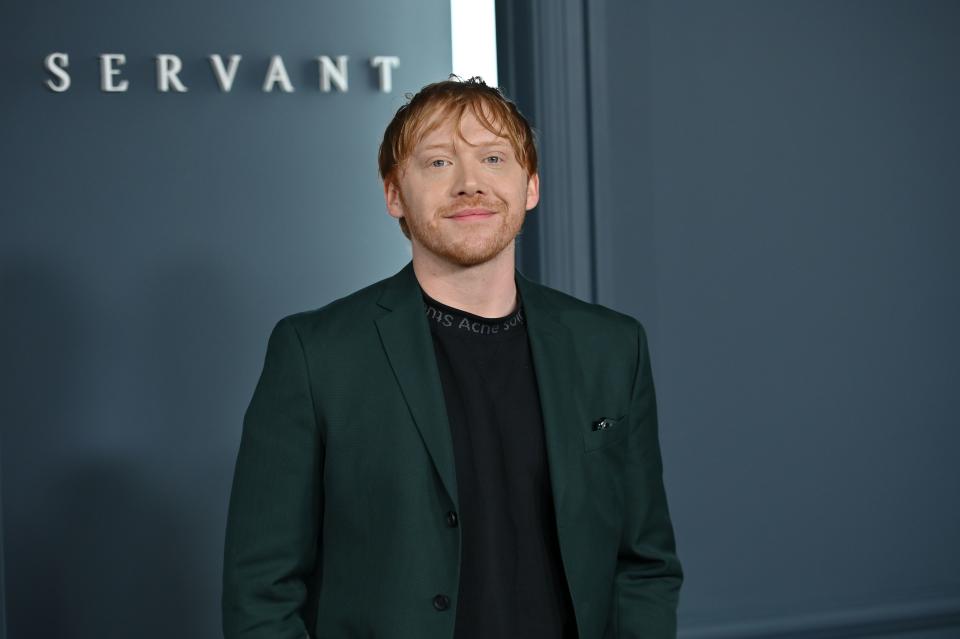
[
  {"xmin": 134, "ymin": 253, "xmax": 257, "ymax": 637},
  {"xmin": 22, "ymin": 460, "xmax": 201, "ymax": 639},
  {"xmin": 0, "ymin": 257, "xmax": 247, "ymax": 639},
  {"xmin": 0, "ymin": 259, "xmax": 89, "ymax": 639}
]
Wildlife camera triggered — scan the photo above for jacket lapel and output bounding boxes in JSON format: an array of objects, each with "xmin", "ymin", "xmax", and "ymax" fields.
[
  {"xmin": 374, "ymin": 260, "xmax": 584, "ymax": 521},
  {"xmin": 375, "ymin": 261, "xmax": 461, "ymax": 510},
  {"xmin": 515, "ymin": 269, "xmax": 585, "ymax": 521}
]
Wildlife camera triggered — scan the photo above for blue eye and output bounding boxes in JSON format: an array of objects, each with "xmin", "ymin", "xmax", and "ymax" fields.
[
  {"xmin": 485, "ymin": 155, "xmax": 504, "ymax": 164},
  {"xmin": 431, "ymin": 159, "xmax": 448, "ymax": 168}
]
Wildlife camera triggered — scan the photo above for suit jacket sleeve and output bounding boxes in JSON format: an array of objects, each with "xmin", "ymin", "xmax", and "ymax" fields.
[
  {"xmin": 223, "ymin": 317, "xmax": 322, "ymax": 639},
  {"xmin": 615, "ymin": 320, "xmax": 684, "ymax": 637}
]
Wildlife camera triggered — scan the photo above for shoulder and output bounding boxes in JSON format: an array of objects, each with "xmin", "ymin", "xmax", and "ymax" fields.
[
  {"xmin": 523, "ymin": 280, "xmax": 650, "ymax": 389},
  {"xmin": 527, "ymin": 278, "xmax": 642, "ymax": 329},
  {"xmin": 523, "ymin": 278, "xmax": 646, "ymax": 347},
  {"xmin": 271, "ymin": 272, "xmax": 394, "ymax": 345}
]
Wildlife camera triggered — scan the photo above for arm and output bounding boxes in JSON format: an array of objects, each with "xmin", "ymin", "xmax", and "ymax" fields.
[
  {"xmin": 223, "ymin": 317, "xmax": 322, "ymax": 639},
  {"xmin": 614, "ymin": 320, "xmax": 684, "ymax": 638}
]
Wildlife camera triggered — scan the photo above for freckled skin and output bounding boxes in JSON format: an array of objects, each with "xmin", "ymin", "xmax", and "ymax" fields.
[{"xmin": 384, "ymin": 108, "xmax": 540, "ymax": 268}]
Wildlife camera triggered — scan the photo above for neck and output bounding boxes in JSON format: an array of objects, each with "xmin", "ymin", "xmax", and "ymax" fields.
[{"xmin": 411, "ymin": 243, "xmax": 518, "ymax": 318}]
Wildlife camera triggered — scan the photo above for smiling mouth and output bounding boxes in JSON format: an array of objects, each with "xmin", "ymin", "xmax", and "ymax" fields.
[{"xmin": 449, "ymin": 208, "xmax": 496, "ymax": 220}]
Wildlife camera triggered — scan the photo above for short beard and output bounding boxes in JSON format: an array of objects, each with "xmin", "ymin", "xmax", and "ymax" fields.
[{"xmin": 400, "ymin": 192, "xmax": 525, "ymax": 267}]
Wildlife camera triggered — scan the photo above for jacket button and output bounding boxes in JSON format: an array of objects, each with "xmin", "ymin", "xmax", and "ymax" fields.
[
  {"xmin": 433, "ymin": 593, "xmax": 450, "ymax": 611},
  {"xmin": 446, "ymin": 511, "xmax": 458, "ymax": 527}
]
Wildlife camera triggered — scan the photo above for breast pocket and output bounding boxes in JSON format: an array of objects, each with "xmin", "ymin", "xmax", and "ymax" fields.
[{"xmin": 582, "ymin": 414, "xmax": 629, "ymax": 452}]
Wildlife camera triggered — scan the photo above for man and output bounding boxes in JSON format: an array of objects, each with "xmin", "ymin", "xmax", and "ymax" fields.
[{"xmin": 222, "ymin": 77, "xmax": 683, "ymax": 639}]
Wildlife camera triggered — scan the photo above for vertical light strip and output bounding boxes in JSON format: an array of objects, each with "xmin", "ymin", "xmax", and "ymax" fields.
[{"xmin": 450, "ymin": 0, "xmax": 498, "ymax": 87}]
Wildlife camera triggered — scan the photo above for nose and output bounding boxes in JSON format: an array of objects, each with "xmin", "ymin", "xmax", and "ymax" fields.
[{"xmin": 451, "ymin": 158, "xmax": 485, "ymax": 197}]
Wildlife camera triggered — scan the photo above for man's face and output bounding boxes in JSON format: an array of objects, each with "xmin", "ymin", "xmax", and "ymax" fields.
[{"xmin": 384, "ymin": 106, "xmax": 540, "ymax": 268}]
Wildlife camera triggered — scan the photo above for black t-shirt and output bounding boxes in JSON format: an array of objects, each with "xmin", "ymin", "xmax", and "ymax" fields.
[{"xmin": 420, "ymin": 285, "xmax": 578, "ymax": 639}]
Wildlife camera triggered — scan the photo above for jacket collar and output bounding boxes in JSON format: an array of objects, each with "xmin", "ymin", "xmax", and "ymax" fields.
[{"xmin": 374, "ymin": 260, "xmax": 583, "ymax": 514}]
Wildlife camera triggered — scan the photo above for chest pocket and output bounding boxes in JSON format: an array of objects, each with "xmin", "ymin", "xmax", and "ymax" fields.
[{"xmin": 582, "ymin": 414, "xmax": 628, "ymax": 452}]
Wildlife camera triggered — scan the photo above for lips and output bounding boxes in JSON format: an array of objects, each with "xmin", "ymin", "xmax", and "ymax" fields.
[{"xmin": 449, "ymin": 208, "xmax": 496, "ymax": 218}]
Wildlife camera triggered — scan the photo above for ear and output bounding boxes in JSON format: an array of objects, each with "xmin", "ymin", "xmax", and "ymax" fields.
[
  {"xmin": 384, "ymin": 179, "xmax": 404, "ymax": 220},
  {"xmin": 525, "ymin": 172, "xmax": 540, "ymax": 211}
]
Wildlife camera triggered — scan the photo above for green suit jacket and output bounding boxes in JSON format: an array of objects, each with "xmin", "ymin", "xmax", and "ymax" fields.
[{"xmin": 223, "ymin": 260, "xmax": 683, "ymax": 639}]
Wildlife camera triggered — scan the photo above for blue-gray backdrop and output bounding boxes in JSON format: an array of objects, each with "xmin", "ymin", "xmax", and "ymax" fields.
[{"xmin": 595, "ymin": 4, "xmax": 960, "ymax": 636}]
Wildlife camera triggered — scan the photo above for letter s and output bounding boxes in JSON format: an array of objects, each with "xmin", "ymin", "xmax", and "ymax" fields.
[{"xmin": 44, "ymin": 52, "xmax": 71, "ymax": 92}]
